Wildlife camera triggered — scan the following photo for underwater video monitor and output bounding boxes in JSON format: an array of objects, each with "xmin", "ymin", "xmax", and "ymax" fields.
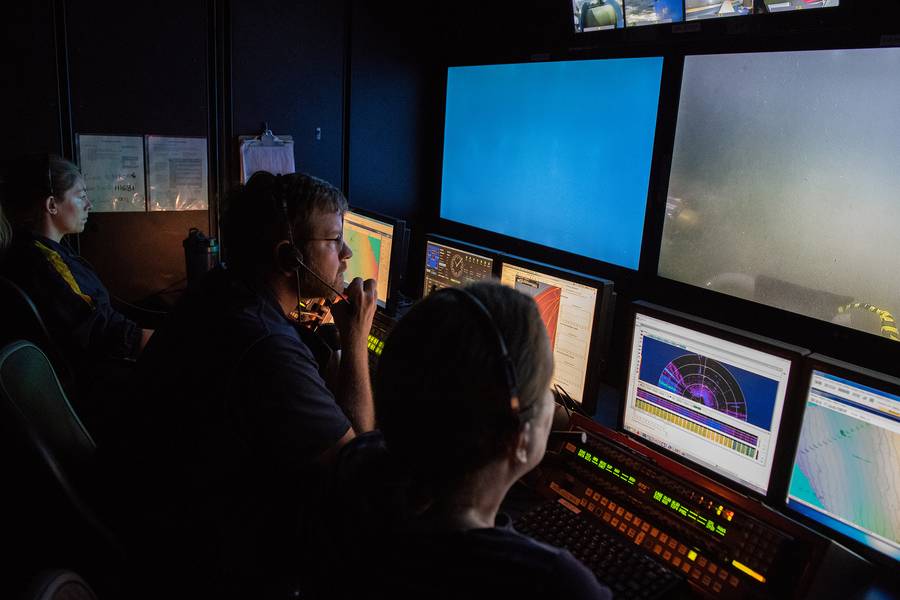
[
  {"xmin": 623, "ymin": 302, "xmax": 805, "ymax": 496},
  {"xmin": 686, "ymin": 0, "xmax": 754, "ymax": 21},
  {"xmin": 572, "ymin": 0, "xmax": 624, "ymax": 32},
  {"xmin": 785, "ymin": 355, "xmax": 900, "ymax": 566},
  {"xmin": 499, "ymin": 257, "xmax": 614, "ymax": 407},
  {"xmin": 440, "ymin": 56, "xmax": 663, "ymax": 270},
  {"xmin": 423, "ymin": 234, "xmax": 498, "ymax": 296},
  {"xmin": 761, "ymin": 0, "xmax": 839, "ymax": 13},
  {"xmin": 659, "ymin": 47, "xmax": 900, "ymax": 343},
  {"xmin": 343, "ymin": 208, "xmax": 407, "ymax": 308},
  {"xmin": 624, "ymin": 0, "xmax": 684, "ymax": 26}
]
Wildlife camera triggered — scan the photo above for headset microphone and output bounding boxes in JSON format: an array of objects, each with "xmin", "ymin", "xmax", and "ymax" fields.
[{"xmin": 296, "ymin": 255, "xmax": 352, "ymax": 307}]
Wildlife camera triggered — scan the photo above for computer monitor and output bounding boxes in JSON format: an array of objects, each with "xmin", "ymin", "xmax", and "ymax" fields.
[
  {"xmin": 624, "ymin": 0, "xmax": 684, "ymax": 26},
  {"xmin": 572, "ymin": 0, "xmax": 623, "ymax": 32},
  {"xmin": 685, "ymin": 0, "xmax": 753, "ymax": 21},
  {"xmin": 762, "ymin": 0, "xmax": 839, "ymax": 13},
  {"xmin": 343, "ymin": 207, "xmax": 407, "ymax": 309},
  {"xmin": 423, "ymin": 235, "xmax": 497, "ymax": 296},
  {"xmin": 785, "ymin": 355, "xmax": 900, "ymax": 565},
  {"xmin": 499, "ymin": 257, "xmax": 614, "ymax": 406},
  {"xmin": 440, "ymin": 56, "xmax": 663, "ymax": 270},
  {"xmin": 623, "ymin": 302, "xmax": 803, "ymax": 496},
  {"xmin": 659, "ymin": 48, "xmax": 900, "ymax": 343}
]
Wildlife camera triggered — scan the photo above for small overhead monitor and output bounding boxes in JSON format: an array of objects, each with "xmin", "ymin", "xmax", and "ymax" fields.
[
  {"xmin": 440, "ymin": 56, "xmax": 663, "ymax": 270},
  {"xmin": 343, "ymin": 207, "xmax": 407, "ymax": 308},
  {"xmin": 659, "ymin": 47, "xmax": 900, "ymax": 343},
  {"xmin": 499, "ymin": 257, "xmax": 614, "ymax": 407},
  {"xmin": 624, "ymin": 0, "xmax": 684, "ymax": 26},
  {"xmin": 762, "ymin": 0, "xmax": 839, "ymax": 13},
  {"xmin": 623, "ymin": 302, "xmax": 803, "ymax": 496},
  {"xmin": 423, "ymin": 235, "xmax": 497, "ymax": 297},
  {"xmin": 573, "ymin": 0, "xmax": 624, "ymax": 32},
  {"xmin": 785, "ymin": 356, "xmax": 900, "ymax": 565},
  {"xmin": 686, "ymin": 0, "xmax": 753, "ymax": 21}
]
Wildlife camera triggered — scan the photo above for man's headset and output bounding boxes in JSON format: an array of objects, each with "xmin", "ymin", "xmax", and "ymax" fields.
[{"xmin": 439, "ymin": 286, "xmax": 531, "ymax": 426}]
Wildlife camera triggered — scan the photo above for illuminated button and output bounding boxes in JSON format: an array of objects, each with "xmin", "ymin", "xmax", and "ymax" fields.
[
  {"xmin": 687, "ymin": 549, "xmax": 697, "ymax": 561},
  {"xmin": 624, "ymin": 511, "xmax": 633, "ymax": 521},
  {"xmin": 672, "ymin": 557, "xmax": 681, "ymax": 568},
  {"xmin": 677, "ymin": 545, "xmax": 687, "ymax": 556},
  {"xmin": 600, "ymin": 497, "xmax": 608, "ymax": 506},
  {"xmin": 627, "ymin": 528, "xmax": 636, "ymax": 538},
  {"xmin": 697, "ymin": 557, "xmax": 707, "ymax": 568},
  {"xmin": 580, "ymin": 498, "xmax": 588, "ymax": 507},
  {"xmin": 663, "ymin": 550, "xmax": 672, "ymax": 561},
  {"xmin": 641, "ymin": 523, "xmax": 650, "ymax": 533},
  {"xmin": 713, "ymin": 582, "xmax": 723, "ymax": 593},
  {"xmin": 650, "ymin": 527, "xmax": 659, "ymax": 537},
  {"xmin": 702, "ymin": 575, "xmax": 712, "ymax": 587},
  {"xmin": 608, "ymin": 502, "xmax": 617, "ymax": 511},
  {"xmin": 682, "ymin": 562, "xmax": 692, "ymax": 573},
  {"xmin": 602, "ymin": 512, "xmax": 611, "ymax": 522},
  {"xmin": 633, "ymin": 517, "xmax": 642, "ymax": 528},
  {"xmin": 585, "ymin": 487, "xmax": 594, "ymax": 497},
  {"xmin": 658, "ymin": 533, "xmax": 669, "ymax": 544},
  {"xmin": 668, "ymin": 539, "xmax": 678, "ymax": 550},
  {"xmin": 719, "ymin": 570, "xmax": 728, "ymax": 581},
  {"xmin": 616, "ymin": 507, "xmax": 625, "ymax": 517},
  {"xmin": 708, "ymin": 563, "xmax": 718, "ymax": 575},
  {"xmin": 618, "ymin": 522, "xmax": 628, "ymax": 533},
  {"xmin": 611, "ymin": 518, "xmax": 620, "ymax": 527},
  {"xmin": 691, "ymin": 569, "xmax": 702, "ymax": 581},
  {"xmin": 587, "ymin": 503, "xmax": 595, "ymax": 512},
  {"xmin": 635, "ymin": 532, "xmax": 646, "ymax": 545},
  {"xmin": 593, "ymin": 492, "xmax": 602, "ymax": 502},
  {"xmin": 653, "ymin": 544, "xmax": 663, "ymax": 555},
  {"xmin": 729, "ymin": 575, "xmax": 739, "ymax": 587}
]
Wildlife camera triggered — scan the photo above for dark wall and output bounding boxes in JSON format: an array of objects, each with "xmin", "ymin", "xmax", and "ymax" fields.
[{"xmin": 231, "ymin": 0, "xmax": 346, "ymax": 188}]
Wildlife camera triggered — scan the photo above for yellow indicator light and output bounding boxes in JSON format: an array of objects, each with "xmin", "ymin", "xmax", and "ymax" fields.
[
  {"xmin": 731, "ymin": 560, "xmax": 766, "ymax": 583},
  {"xmin": 687, "ymin": 550, "xmax": 698, "ymax": 561}
]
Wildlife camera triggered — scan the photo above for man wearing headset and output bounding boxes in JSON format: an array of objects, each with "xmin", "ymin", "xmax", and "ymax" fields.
[{"xmin": 106, "ymin": 171, "xmax": 377, "ymax": 599}]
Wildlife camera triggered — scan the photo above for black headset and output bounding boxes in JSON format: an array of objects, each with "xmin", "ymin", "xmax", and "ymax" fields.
[{"xmin": 439, "ymin": 286, "xmax": 528, "ymax": 425}]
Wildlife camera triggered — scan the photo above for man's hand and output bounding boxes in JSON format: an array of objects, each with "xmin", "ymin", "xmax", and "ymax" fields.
[{"xmin": 330, "ymin": 277, "xmax": 377, "ymax": 351}]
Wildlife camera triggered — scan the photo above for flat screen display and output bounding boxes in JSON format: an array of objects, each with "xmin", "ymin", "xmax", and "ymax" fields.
[
  {"xmin": 660, "ymin": 48, "xmax": 900, "ymax": 342},
  {"xmin": 786, "ymin": 366, "xmax": 900, "ymax": 562},
  {"xmin": 441, "ymin": 57, "xmax": 663, "ymax": 270},
  {"xmin": 624, "ymin": 312, "xmax": 793, "ymax": 495},
  {"xmin": 424, "ymin": 240, "xmax": 494, "ymax": 296},
  {"xmin": 343, "ymin": 210, "xmax": 394, "ymax": 306},
  {"xmin": 500, "ymin": 262, "xmax": 598, "ymax": 403}
]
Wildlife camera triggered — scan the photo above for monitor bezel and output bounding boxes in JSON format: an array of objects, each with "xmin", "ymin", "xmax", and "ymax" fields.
[
  {"xmin": 421, "ymin": 233, "xmax": 503, "ymax": 298},
  {"xmin": 344, "ymin": 205, "xmax": 407, "ymax": 310},
  {"xmin": 620, "ymin": 300, "xmax": 809, "ymax": 502},
  {"xmin": 498, "ymin": 253, "xmax": 615, "ymax": 415},
  {"xmin": 774, "ymin": 353, "xmax": 900, "ymax": 569}
]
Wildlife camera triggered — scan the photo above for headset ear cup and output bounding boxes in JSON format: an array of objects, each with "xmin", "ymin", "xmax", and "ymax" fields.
[{"xmin": 278, "ymin": 243, "xmax": 303, "ymax": 271}]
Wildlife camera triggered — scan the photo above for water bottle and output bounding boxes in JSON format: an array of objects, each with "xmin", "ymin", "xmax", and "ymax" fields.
[{"xmin": 183, "ymin": 228, "xmax": 220, "ymax": 287}]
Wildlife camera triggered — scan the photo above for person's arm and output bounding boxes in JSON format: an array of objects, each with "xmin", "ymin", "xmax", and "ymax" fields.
[{"xmin": 329, "ymin": 277, "xmax": 378, "ymax": 435}]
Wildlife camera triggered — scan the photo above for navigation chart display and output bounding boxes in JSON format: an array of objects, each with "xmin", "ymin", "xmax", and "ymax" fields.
[
  {"xmin": 500, "ymin": 263, "xmax": 598, "ymax": 403},
  {"xmin": 624, "ymin": 312, "xmax": 792, "ymax": 495},
  {"xmin": 343, "ymin": 210, "xmax": 394, "ymax": 306},
  {"xmin": 787, "ymin": 368, "xmax": 900, "ymax": 562}
]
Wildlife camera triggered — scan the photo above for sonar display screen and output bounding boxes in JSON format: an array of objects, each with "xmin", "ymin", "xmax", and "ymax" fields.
[
  {"xmin": 624, "ymin": 312, "xmax": 792, "ymax": 495},
  {"xmin": 787, "ymin": 367, "xmax": 900, "ymax": 562},
  {"xmin": 343, "ymin": 210, "xmax": 394, "ymax": 306},
  {"xmin": 660, "ymin": 48, "xmax": 900, "ymax": 343},
  {"xmin": 424, "ymin": 240, "xmax": 494, "ymax": 296}
]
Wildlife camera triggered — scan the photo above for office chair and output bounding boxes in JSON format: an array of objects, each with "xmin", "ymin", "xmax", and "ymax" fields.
[
  {"xmin": 19, "ymin": 570, "xmax": 99, "ymax": 600},
  {"xmin": 0, "ymin": 340, "xmax": 124, "ymax": 589}
]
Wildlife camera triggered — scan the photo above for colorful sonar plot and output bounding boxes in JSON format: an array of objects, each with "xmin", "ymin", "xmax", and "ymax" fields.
[
  {"xmin": 345, "ymin": 228, "xmax": 382, "ymax": 283},
  {"xmin": 515, "ymin": 277, "xmax": 562, "ymax": 349},
  {"xmin": 659, "ymin": 354, "xmax": 748, "ymax": 422}
]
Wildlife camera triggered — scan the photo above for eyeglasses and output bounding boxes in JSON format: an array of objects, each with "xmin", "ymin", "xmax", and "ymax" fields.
[{"xmin": 301, "ymin": 233, "xmax": 344, "ymax": 252}]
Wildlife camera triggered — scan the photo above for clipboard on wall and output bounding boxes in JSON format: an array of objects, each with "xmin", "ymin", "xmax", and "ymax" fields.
[{"xmin": 238, "ymin": 124, "xmax": 295, "ymax": 183}]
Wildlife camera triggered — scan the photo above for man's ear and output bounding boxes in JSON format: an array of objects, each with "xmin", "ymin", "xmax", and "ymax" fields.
[
  {"xmin": 513, "ymin": 421, "xmax": 532, "ymax": 465},
  {"xmin": 44, "ymin": 195, "xmax": 58, "ymax": 215}
]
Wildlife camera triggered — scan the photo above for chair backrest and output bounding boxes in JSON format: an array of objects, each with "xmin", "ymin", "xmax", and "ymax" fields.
[
  {"xmin": 0, "ymin": 340, "xmax": 95, "ymax": 471},
  {"xmin": 0, "ymin": 276, "xmax": 76, "ymax": 392},
  {"xmin": 20, "ymin": 570, "xmax": 99, "ymax": 600}
]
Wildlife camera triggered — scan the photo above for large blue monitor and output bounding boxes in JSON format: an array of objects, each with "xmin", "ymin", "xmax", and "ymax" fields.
[{"xmin": 440, "ymin": 57, "xmax": 664, "ymax": 270}]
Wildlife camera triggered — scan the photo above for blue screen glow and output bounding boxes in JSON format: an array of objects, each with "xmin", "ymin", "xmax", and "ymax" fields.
[{"xmin": 440, "ymin": 57, "xmax": 664, "ymax": 270}]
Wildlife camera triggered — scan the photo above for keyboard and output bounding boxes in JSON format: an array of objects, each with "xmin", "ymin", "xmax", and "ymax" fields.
[
  {"xmin": 367, "ymin": 310, "xmax": 396, "ymax": 375},
  {"xmin": 516, "ymin": 500, "xmax": 684, "ymax": 600}
]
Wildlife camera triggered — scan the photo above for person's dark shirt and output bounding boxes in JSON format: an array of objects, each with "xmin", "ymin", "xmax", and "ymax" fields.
[
  {"xmin": 310, "ymin": 432, "xmax": 612, "ymax": 600},
  {"xmin": 105, "ymin": 266, "xmax": 351, "ymax": 599},
  {"xmin": 1, "ymin": 229, "xmax": 142, "ymax": 366}
]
